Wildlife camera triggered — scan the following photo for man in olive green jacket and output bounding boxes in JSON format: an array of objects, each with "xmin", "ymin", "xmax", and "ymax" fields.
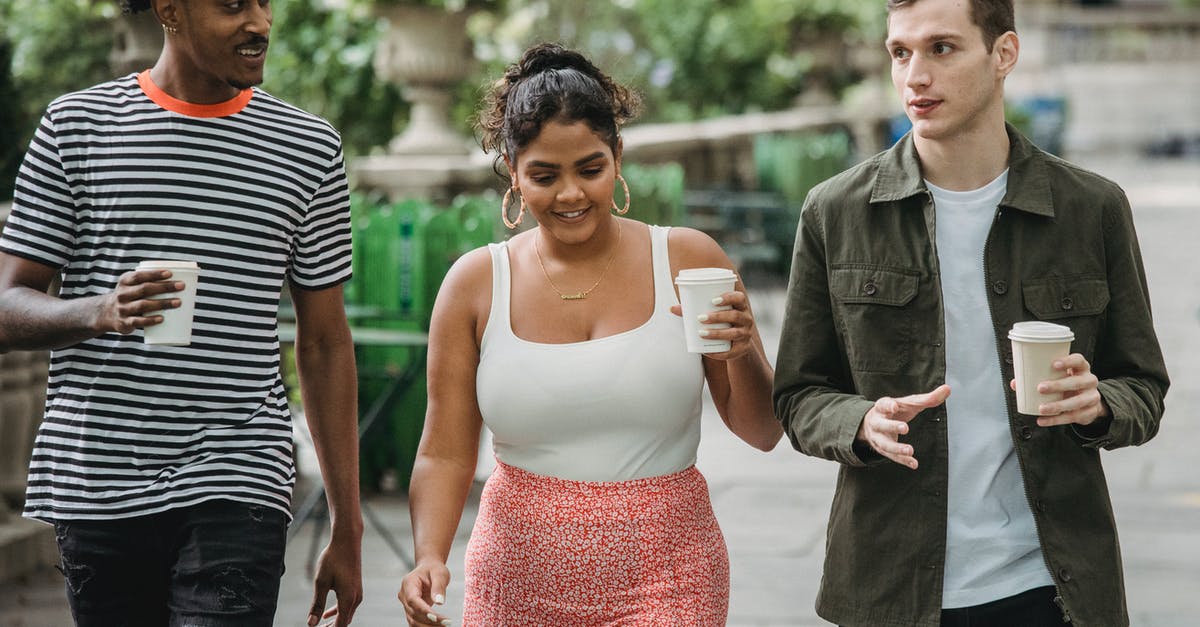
[{"xmin": 773, "ymin": 0, "xmax": 1169, "ymax": 625}]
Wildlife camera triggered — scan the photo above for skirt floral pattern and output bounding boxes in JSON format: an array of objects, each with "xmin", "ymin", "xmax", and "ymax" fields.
[{"xmin": 463, "ymin": 460, "xmax": 730, "ymax": 626}]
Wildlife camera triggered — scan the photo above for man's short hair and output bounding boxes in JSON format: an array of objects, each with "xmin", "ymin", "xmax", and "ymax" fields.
[
  {"xmin": 119, "ymin": 0, "xmax": 152, "ymax": 14},
  {"xmin": 887, "ymin": 0, "xmax": 1016, "ymax": 52}
]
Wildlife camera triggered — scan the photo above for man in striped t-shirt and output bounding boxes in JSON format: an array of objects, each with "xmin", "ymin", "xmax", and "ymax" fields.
[{"xmin": 0, "ymin": 1, "xmax": 363, "ymax": 625}]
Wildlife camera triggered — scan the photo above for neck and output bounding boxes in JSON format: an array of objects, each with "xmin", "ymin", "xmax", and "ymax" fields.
[
  {"xmin": 149, "ymin": 51, "xmax": 242, "ymax": 105},
  {"xmin": 914, "ymin": 112, "xmax": 1010, "ymax": 192}
]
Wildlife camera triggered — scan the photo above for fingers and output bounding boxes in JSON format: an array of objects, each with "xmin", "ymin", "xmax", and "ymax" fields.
[
  {"xmin": 309, "ymin": 587, "xmax": 330, "ymax": 627},
  {"xmin": 400, "ymin": 571, "xmax": 452, "ymax": 626},
  {"xmin": 862, "ymin": 406, "xmax": 919, "ymax": 470}
]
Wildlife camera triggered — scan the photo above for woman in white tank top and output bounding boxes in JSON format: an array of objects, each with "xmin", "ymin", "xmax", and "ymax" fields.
[{"xmin": 398, "ymin": 43, "xmax": 781, "ymax": 627}]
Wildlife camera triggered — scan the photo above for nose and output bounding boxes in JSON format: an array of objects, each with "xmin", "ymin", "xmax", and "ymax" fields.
[
  {"xmin": 905, "ymin": 54, "xmax": 931, "ymax": 90},
  {"xmin": 557, "ymin": 177, "xmax": 586, "ymax": 204},
  {"xmin": 245, "ymin": 2, "xmax": 272, "ymax": 37}
]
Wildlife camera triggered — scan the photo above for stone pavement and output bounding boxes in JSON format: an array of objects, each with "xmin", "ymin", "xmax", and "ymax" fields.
[{"xmin": 2, "ymin": 154, "xmax": 1198, "ymax": 626}]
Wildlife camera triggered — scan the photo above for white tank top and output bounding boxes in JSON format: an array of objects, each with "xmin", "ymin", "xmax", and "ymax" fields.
[{"xmin": 476, "ymin": 225, "xmax": 705, "ymax": 482}]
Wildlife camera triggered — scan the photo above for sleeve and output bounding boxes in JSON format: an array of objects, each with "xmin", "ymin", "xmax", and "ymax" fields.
[
  {"xmin": 288, "ymin": 147, "xmax": 353, "ymax": 291},
  {"xmin": 0, "ymin": 111, "xmax": 77, "ymax": 268},
  {"xmin": 772, "ymin": 193, "xmax": 879, "ymax": 467},
  {"xmin": 1078, "ymin": 188, "xmax": 1169, "ymax": 450}
]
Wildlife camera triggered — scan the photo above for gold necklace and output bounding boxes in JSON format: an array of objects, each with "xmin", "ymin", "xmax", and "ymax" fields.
[{"xmin": 533, "ymin": 220, "xmax": 623, "ymax": 301}]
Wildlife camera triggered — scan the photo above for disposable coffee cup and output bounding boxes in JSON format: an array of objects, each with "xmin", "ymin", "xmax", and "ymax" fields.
[
  {"xmin": 1008, "ymin": 321, "xmax": 1074, "ymax": 415},
  {"xmin": 136, "ymin": 260, "xmax": 200, "ymax": 346},
  {"xmin": 675, "ymin": 268, "xmax": 737, "ymax": 353}
]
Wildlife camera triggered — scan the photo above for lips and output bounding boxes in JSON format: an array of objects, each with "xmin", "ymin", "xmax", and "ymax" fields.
[
  {"xmin": 553, "ymin": 207, "xmax": 590, "ymax": 222},
  {"xmin": 236, "ymin": 39, "xmax": 268, "ymax": 60},
  {"xmin": 908, "ymin": 97, "xmax": 941, "ymax": 115}
]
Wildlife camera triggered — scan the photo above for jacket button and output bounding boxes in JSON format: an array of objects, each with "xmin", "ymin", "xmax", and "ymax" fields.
[
  {"xmin": 993, "ymin": 280, "xmax": 1008, "ymax": 295},
  {"xmin": 1059, "ymin": 568, "xmax": 1072, "ymax": 583},
  {"xmin": 863, "ymin": 281, "xmax": 878, "ymax": 296},
  {"xmin": 1020, "ymin": 426, "xmax": 1033, "ymax": 441},
  {"xmin": 1061, "ymin": 297, "xmax": 1074, "ymax": 310}
]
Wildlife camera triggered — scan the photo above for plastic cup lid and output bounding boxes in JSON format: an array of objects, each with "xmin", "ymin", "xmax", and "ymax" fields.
[
  {"xmin": 1008, "ymin": 321, "xmax": 1074, "ymax": 343},
  {"xmin": 137, "ymin": 260, "xmax": 200, "ymax": 270},
  {"xmin": 675, "ymin": 267, "xmax": 736, "ymax": 283}
]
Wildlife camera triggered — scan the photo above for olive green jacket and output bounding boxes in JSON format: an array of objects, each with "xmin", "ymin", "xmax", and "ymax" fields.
[{"xmin": 773, "ymin": 126, "xmax": 1169, "ymax": 627}]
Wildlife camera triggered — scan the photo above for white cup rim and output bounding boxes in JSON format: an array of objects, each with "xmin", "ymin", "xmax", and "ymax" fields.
[
  {"xmin": 137, "ymin": 260, "xmax": 201, "ymax": 270},
  {"xmin": 1008, "ymin": 321, "xmax": 1074, "ymax": 342},
  {"xmin": 676, "ymin": 267, "xmax": 736, "ymax": 284}
]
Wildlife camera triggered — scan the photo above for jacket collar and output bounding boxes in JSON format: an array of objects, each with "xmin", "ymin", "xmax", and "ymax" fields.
[{"xmin": 870, "ymin": 122, "xmax": 1056, "ymax": 218}]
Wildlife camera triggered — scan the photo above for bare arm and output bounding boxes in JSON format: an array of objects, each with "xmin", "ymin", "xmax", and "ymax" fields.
[
  {"xmin": 668, "ymin": 228, "xmax": 782, "ymax": 451},
  {"xmin": 290, "ymin": 282, "xmax": 363, "ymax": 627},
  {"xmin": 0, "ymin": 251, "xmax": 182, "ymax": 351},
  {"xmin": 398, "ymin": 249, "xmax": 488, "ymax": 627}
]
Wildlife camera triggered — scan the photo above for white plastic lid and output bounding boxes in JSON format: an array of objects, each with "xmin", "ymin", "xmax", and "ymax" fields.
[
  {"xmin": 675, "ymin": 267, "xmax": 736, "ymax": 284},
  {"xmin": 1008, "ymin": 321, "xmax": 1074, "ymax": 343},
  {"xmin": 137, "ymin": 260, "xmax": 200, "ymax": 270}
]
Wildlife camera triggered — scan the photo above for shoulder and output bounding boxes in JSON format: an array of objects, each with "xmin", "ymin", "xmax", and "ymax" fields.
[
  {"xmin": 1037, "ymin": 151, "xmax": 1127, "ymax": 202},
  {"xmin": 247, "ymin": 88, "xmax": 343, "ymax": 146},
  {"xmin": 803, "ymin": 148, "xmax": 888, "ymax": 214},
  {"xmin": 439, "ymin": 244, "xmax": 495, "ymax": 301},
  {"xmin": 45, "ymin": 74, "xmax": 141, "ymax": 117},
  {"xmin": 665, "ymin": 226, "xmax": 732, "ymax": 270}
]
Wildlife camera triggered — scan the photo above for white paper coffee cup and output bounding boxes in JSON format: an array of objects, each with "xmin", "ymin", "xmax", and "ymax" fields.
[
  {"xmin": 675, "ymin": 268, "xmax": 737, "ymax": 353},
  {"xmin": 1008, "ymin": 321, "xmax": 1074, "ymax": 415},
  {"xmin": 136, "ymin": 260, "xmax": 200, "ymax": 346}
]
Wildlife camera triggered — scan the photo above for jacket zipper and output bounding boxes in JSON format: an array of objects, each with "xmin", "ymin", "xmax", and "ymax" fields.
[{"xmin": 982, "ymin": 207, "xmax": 1071, "ymax": 624}]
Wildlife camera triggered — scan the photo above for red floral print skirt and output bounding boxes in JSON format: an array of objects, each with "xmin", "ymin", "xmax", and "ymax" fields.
[{"xmin": 463, "ymin": 460, "xmax": 730, "ymax": 626}]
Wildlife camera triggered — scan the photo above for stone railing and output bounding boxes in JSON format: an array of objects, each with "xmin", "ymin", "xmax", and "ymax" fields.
[{"xmin": 352, "ymin": 102, "xmax": 890, "ymax": 201}]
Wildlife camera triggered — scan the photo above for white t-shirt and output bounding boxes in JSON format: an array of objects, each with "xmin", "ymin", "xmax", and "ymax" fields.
[{"xmin": 929, "ymin": 171, "xmax": 1055, "ymax": 608}]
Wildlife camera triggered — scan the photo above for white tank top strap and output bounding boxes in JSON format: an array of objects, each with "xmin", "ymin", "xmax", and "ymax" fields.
[
  {"xmin": 649, "ymin": 225, "xmax": 677, "ymax": 313},
  {"xmin": 483, "ymin": 241, "xmax": 512, "ymax": 345}
]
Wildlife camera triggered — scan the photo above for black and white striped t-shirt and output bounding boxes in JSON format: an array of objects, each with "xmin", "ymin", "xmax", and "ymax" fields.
[{"xmin": 2, "ymin": 71, "xmax": 353, "ymax": 522}]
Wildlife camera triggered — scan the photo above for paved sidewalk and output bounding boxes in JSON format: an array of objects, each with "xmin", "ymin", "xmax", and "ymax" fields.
[{"xmin": 3, "ymin": 154, "xmax": 1198, "ymax": 626}]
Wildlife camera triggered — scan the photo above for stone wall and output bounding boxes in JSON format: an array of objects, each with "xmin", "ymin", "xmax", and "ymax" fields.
[{"xmin": 1011, "ymin": 4, "xmax": 1200, "ymax": 155}]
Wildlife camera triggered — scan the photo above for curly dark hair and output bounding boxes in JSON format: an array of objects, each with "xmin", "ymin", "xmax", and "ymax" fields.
[
  {"xmin": 119, "ymin": 0, "xmax": 153, "ymax": 15},
  {"xmin": 478, "ymin": 43, "xmax": 640, "ymax": 168}
]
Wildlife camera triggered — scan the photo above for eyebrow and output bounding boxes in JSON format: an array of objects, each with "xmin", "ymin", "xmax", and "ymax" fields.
[
  {"xmin": 886, "ymin": 32, "xmax": 965, "ymax": 48},
  {"xmin": 526, "ymin": 151, "xmax": 606, "ymax": 170}
]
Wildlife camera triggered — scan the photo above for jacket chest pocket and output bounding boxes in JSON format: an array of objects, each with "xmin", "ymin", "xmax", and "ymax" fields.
[
  {"xmin": 1021, "ymin": 275, "xmax": 1110, "ymax": 357},
  {"xmin": 830, "ymin": 265, "xmax": 920, "ymax": 374}
]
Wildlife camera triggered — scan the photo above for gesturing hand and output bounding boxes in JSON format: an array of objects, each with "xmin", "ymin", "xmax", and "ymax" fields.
[{"xmin": 857, "ymin": 384, "xmax": 951, "ymax": 470}]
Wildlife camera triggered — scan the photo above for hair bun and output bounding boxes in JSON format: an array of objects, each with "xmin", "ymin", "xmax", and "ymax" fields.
[{"xmin": 517, "ymin": 43, "xmax": 593, "ymax": 80}]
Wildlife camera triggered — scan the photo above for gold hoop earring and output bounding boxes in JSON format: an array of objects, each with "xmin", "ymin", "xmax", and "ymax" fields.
[
  {"xmin": 613, "ymin": 174, "xmax": 630, "ymax": 215},
  {"xmin": 501, "ymin": 188, "xmax": 525, "ymax": 229}
]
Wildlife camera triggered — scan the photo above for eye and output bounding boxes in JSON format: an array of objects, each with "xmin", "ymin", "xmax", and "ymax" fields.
[
  {"xmin": 933, "ymin": 42, "xmax": 953, "ymax": 55},
  {"xmin": 891, "ymin": 47, "xmax": 911, "ymax": 61},
  {"xmin": 581, "ymin": 167, "xmax": 605, "ymax": 178},
  {"xmin": 530, "ymin": 173, "xmax": 556, "ymax": 185}
]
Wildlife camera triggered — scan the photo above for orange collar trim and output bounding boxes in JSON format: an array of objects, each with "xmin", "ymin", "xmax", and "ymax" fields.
[{"xmin": 137, "ymin": 70, "xmax": 253, "ymax": 118}]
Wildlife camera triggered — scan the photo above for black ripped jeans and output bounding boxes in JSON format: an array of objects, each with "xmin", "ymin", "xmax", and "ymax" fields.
[{"xmin": 53, "ymin": 499, "xmax": 288, "ymax": 627}]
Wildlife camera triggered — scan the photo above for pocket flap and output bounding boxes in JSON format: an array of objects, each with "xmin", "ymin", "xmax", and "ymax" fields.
[
  {"xmin": 1022, "ymin": 276, "xmax": 1110, "ymax": 319},
  {"xmin": 831, "ymin": 265, "xmax": 920, "ymax": 306}
]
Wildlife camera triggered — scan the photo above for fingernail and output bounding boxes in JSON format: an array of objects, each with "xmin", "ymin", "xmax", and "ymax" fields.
[
  {"xmin": 441, "ymin": 621, "xmax": 453, "ymax": 626},
  {"xmin": 697, "ymin": 314, "xmax": 709, "ymax": 322},
  {"xmin": 699, "ymin": 330, "xmax": 710, "ymax": 338},
  {"xmin": 428, "ymin": 613, "xmax": 438, "ymax": 622},
  {"xmin": 434, "ymin": 594, "xmax": 445, "ymax": 605},
  {"xmin": 711, "ymin": 297, "xmax": 723, "ymax": 305}
]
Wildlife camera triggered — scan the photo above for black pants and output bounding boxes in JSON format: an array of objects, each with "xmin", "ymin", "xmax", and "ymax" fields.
[
  {"xmin": 941, "ymin": 586, "xmax": 1067, "ymax": 627},
  {"xmin": 53, "ymin": 499, "xmax": 288, "ymax": 627}
]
